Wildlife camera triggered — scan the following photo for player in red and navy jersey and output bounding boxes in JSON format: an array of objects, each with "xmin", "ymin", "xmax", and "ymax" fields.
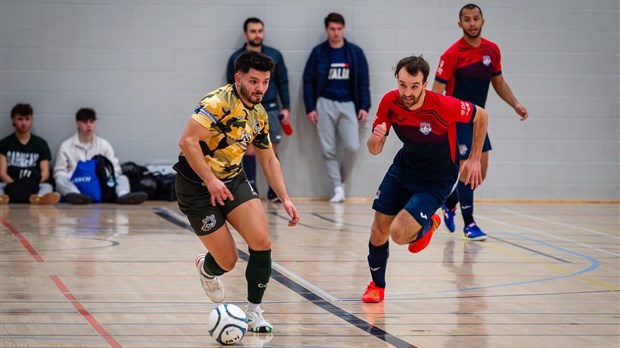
[
  {"xmin": 433, "ymin": 3, "xmax": 528, "ymax": 241},
  {"xmin": 361, "ymin": 55, "xmax": 488, "ymax": 303}
]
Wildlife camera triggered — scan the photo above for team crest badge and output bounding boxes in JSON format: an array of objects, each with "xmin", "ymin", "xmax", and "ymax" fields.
[
  {"xmin": 201, "ymin": 214, "xmax": 216, "ymax": 232},
  {"xmin": 483, "ymin": 55, "xmax": 491, "ymax": 66},
  {"xmin": 375, "ymin": 189, "xmax": 381, "ymax": 199},
  {"xmin": 419, "ymin": 122, "xmax": 432, "ymax": 135},
  {"xmin": 240, "ymin": 129, "xmax": 251, "ymax": 145}
]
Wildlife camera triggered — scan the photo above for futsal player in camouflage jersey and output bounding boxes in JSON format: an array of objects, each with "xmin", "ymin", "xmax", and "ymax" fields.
[{"xmin": 174, "ymin": 51, "xmax": 299, "ymax": 333}]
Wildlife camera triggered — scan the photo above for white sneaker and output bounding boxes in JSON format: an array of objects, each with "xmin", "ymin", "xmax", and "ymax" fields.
[
  {"xmin": 329, "ymin": 185, "xmax": 345, "ymax": 203},
  {"xmin": 245, "ymin": 305, "xmax": 273, "ymax": 333},
  {"xmin": 195, "ymin": 254, "xmax": 225, "ymax": 303}
]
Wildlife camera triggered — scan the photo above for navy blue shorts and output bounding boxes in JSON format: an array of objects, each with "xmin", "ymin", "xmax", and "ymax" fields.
[
  {"xmin": 372, "ymin": 164, "xmax": 455, "ymax": 227},
  {"xmin": 456, "ymin": 123, "xmax": 492, "ymax": 160}
]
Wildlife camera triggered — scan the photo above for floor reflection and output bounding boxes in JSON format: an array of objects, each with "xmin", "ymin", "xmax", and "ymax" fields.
[{"xmin": 443, "ymin": 240, "xmax": 488, "ymax": 347}]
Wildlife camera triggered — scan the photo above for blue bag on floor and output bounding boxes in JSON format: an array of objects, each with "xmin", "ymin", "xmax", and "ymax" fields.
[{"xmin": 70, "ymin": 159, "xmax": 102, "ymax": 203}]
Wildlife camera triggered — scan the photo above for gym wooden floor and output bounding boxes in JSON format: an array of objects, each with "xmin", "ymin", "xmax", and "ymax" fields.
[{"xmin": 1, "ymin": 200, "xmax": 618, "ymax": 347}]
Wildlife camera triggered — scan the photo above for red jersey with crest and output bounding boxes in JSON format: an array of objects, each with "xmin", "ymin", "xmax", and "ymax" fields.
[
  {"xmin": 435, "ymin": 37, "xmax": 501, "ymax": 108},
  {"xmin": 373, "ymin": 90, "xmax": 476, "ymax": 185}
]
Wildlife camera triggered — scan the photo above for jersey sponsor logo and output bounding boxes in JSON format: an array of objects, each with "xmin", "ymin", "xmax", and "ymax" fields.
[
  {"xmin": 461, "ymin": 205, "xmax": 472, "ymax": 210},
  {"xmin": 437, "ymin": 59, "xmax": 445, "ymax": 75},
  {"xmin": 482, "ymin": 55, "xmax": 491, "ymax": 66},
  {"xmin": 419, "ymin": 122, "xmax": 432, "ymax": 135},
  {"xmin": 258, "ymin": 282, "xmax": 268, "ymax": 288},
  {"xmin": 459, "ymin": 144, "xmax": 468, "ymax": 156},
  {"xmin": 420, "ymin": 212, "xmax": 428, "ymax": 220},
  {"xmin": 370, "ymin": 267, "xmax": 381, "ymax": 271},
  {"xmin": 460, "ymin": 101, "xmax": 471, "ymax": 116},
  {"xmin": 201, "ymin": 214, "xmax": 217, "ymax": 232}
]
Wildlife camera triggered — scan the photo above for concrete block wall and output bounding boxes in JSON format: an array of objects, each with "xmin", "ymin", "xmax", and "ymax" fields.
[{"xmin": 1, "ymin": 0, "xmax": 618, "ymax": 200}]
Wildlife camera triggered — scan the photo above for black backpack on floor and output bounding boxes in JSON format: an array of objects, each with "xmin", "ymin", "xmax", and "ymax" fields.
[{"xmin": 93, "ymin": 155, "xmax": 117, "ymax": 203}]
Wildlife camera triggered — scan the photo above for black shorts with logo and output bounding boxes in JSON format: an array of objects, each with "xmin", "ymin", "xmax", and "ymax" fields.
[{"xmin": 175, "ymin": 171, "xmax": 259, "ymax": 236}]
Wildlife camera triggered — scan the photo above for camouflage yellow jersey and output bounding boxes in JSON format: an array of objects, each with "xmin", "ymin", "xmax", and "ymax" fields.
[{"xmin": 174, "ymin": 84, "xmax": 271, "ymax": 183}]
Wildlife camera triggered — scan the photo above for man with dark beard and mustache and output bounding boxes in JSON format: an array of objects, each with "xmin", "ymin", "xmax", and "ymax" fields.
[
  {"xmin": 174, "ymin": 50, "xmax": 299, "ymax": 333},
  {"xmin": 433, "ymin": 3, "xmax": 529, "ymax": 241},
  {"xmin": 226, "ymin": 17, "xmax": 291, "ymax": 203},
  {"xmin": 361, "ymin": 55, "xmax": 488, "ymax": 303}
]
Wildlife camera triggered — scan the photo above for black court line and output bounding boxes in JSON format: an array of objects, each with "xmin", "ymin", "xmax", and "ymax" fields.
[{"xmin": 154, "ymin": 208, "xmax": 417, "ymax": 348}]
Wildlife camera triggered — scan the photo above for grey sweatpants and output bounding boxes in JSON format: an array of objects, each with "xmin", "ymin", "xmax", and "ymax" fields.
[{"xmin": 315, "ymin": 97, "xmax": 360, "ymax": 189}]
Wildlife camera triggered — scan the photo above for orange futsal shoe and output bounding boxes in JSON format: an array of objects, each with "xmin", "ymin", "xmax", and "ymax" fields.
[
  {"xmin": 362, "ymin": 281, "xmax": 385, "ymax": 303},
  {"xmin": 408, "ymin": 214, "xmax": 441, "ymax": 253}
]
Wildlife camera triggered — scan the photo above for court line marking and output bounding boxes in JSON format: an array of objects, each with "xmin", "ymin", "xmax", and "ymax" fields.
[
  {"xmin": 342, "ymin": 226, "xmax": 616, "ymax": 301},
  {"xmin": 1, "ymin": 215, "xmax": 122, "ymax": 348},
  {"xmin": 498, "ymin": 208, "xmax": 620, "ymax": 257},
  {"xmin": 51, "ymin": 275, "xmax": 123, "ymax": 348},
  {"xmin": 155, "ymin": 207, "xmax": 418, "ymax": 348},
  {"xmin": 154, "ymin": 207, "xmax": 338, "ymax": 302},
  {"xmin": 1, "ymin": 216, "xmax": 45, "ymax": 262},
  {"xmin": 501, "ymin": 208, "xmax": 620, "ymax": 240}
]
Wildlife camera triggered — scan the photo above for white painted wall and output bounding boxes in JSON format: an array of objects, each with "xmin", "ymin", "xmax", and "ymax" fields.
[{"xmin": 1, "ymin": 0, "xmax": 618, "ymax": 200}]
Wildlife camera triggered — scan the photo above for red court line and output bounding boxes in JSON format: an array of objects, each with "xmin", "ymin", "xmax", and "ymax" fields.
[
  {"xmin": 51, "ymin": 275, "xmax": 123, "ymax": 348},
  {"xmin": 0, "ymin": 216, "xmax": 44, "ymax": 262}
]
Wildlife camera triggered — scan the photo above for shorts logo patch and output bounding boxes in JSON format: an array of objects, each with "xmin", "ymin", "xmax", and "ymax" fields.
[
  {"xmin": 201, "ymin": 214, "xmax": 217, "ymax": 232},
  {"xmin": 375, "ymin": 189, "xmax": 381, "ymax": 199},
  {"xmin": 419, "ymin": 122, "xmax": 432, "ymax": 135},
  {"xmin": 459, "ymin": 144, "xmax": 468, "ymax": 156}
]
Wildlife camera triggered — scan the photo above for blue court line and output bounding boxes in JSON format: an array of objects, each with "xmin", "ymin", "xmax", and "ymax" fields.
[
  {"xmin": 154, "ymin": 208, "xmax": 418, "ymax": 348},
  {"xmin": 369, "ymin": 230, "xmax": 604, "ymax": 301}
]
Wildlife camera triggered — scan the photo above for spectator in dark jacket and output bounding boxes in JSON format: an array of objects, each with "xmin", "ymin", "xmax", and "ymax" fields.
[
  {"xmin": 227, "ymin": 17, "xmax": 291, "ymax": 203},
  {"xmin": 303, "ymin": 12, "xmax": 371, "ymax": 203}
]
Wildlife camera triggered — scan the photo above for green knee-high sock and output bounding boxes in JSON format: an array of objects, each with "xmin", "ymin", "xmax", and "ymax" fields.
[
  {"xmin": 202, "ymin": 252, "xmax": 226, "ymax": 276},
  {"xmin": 245, "ymin": 248, "xmax": 272, "ymax": 304}
]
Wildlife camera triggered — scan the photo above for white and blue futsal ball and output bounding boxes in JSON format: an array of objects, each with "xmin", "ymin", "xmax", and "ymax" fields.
[{"xmin": 207, "ymin": 304, "xmax": 248, "ymax": 345}]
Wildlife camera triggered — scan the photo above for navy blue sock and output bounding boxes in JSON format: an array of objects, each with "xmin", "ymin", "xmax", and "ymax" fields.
[
  {"xmin": 457, "ymin": 181, "xmax": 474, "ymax": 224},
  {"xmin": 463, "ymin": 215, "xmax": 475, "ymax": 226},
  {"xmin": 242, "ymin": 155, "xmax": 258, "ymax": 193},
  {"xmin": 367, "ymin": 241, "xmax": 389, "ymax": 288},
  {"xmin": 445, "ymin": 189, "xmax": 459, "ymax": 210}
]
